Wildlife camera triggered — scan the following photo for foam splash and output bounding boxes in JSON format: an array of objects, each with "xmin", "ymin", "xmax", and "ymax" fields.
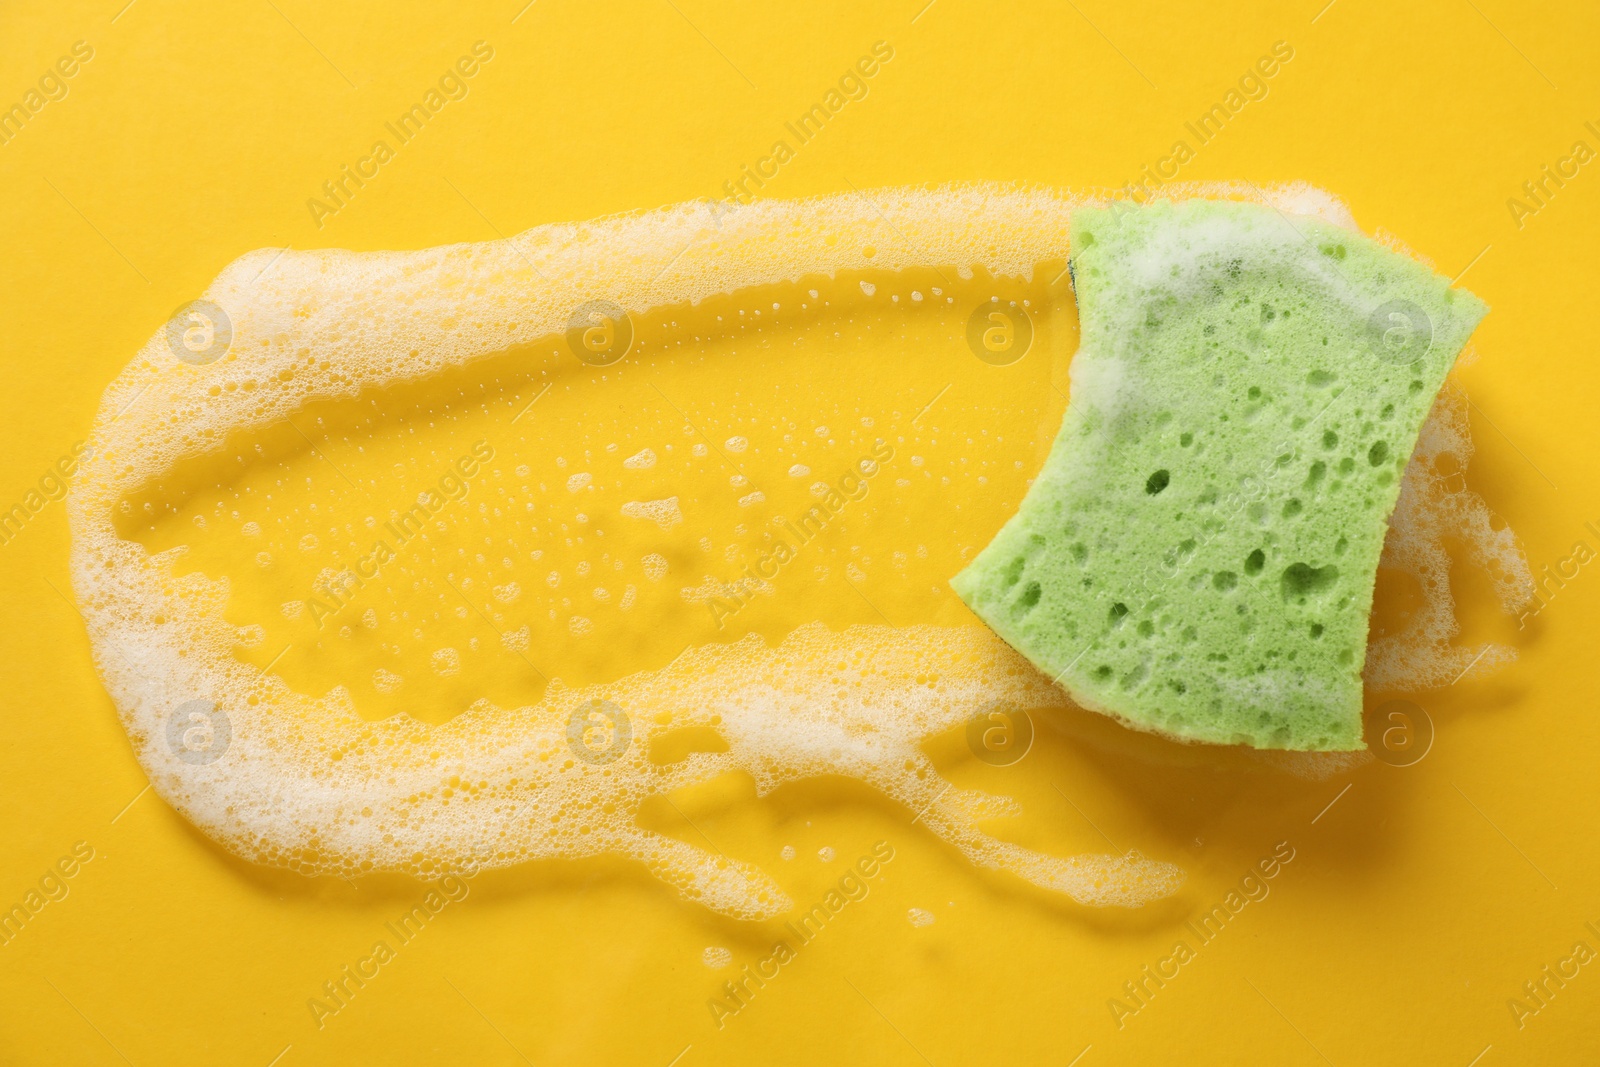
[
  {"xmin": 66, "ymin": 182, "xmax": 1522, "ymax": 917},
  {"xmin": 1365, "ymin": 379, "xmax": 1534, "ymax": 689}
]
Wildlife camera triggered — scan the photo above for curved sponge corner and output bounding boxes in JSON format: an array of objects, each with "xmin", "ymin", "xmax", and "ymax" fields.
[{"xmin": 951, "ymin": 199, "xmax": 1487, "ymax": 751}]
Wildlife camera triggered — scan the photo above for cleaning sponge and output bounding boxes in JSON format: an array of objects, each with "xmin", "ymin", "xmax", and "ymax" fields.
[{"xmin": 951, "ymin": 199, "xmax": 1487, "ymax": 750}]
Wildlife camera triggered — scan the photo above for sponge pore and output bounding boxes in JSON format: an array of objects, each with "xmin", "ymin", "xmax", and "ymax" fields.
[{"xmin": 950, "ymin": 199, "xmax": 1487, "ymax": 751}]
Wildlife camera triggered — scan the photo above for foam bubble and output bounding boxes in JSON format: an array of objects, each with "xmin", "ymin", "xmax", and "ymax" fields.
[{"xmin": 621, "ymin": 497, "xmax": 683, "ymax": 530}]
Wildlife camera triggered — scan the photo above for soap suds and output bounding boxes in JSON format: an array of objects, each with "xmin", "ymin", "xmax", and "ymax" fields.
[
  {"xmin": 621, "ymin": 497, "xmax": 683, "ymax": 530},
  {"xmin": 1365, "ymin": 379, "xmax": 1533, "ymax": 689},
  {"xmin": 67, "ymin": 182, "xmax": 1518, "ymax": 919}
]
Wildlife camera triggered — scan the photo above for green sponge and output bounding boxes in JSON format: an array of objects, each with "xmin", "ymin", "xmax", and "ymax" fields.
[{"xmin": 951, "ymin": 199, "xmax": 1486, "ymax": 750}]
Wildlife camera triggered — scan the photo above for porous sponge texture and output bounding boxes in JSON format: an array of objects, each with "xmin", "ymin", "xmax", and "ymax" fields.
[{"xmin": 951, "ymin": 199, "xmax": 1487, "ymax": 751}]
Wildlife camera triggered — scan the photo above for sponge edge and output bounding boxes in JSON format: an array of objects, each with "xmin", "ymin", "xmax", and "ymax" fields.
[{"xmin": 951, "ymin": 199, "xmax": 1488, "ymax": 751}]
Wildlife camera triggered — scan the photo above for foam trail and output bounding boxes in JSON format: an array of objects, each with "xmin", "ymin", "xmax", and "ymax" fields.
[
  {"xmin": 1365, "ymin": 379, "xmax": 1534, "ymax": 689},
  {"xmin": 66, "ymin": 182, "xmax": 1519, "ymax": 915}
]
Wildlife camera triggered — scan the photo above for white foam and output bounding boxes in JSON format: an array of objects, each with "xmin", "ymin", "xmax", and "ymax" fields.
[
  {"xmin": 621, "ymin": 497, "xmax": 683, "ymax": 530},
  {"xmin": 1366, "ymin": 379, "xmax": 1534, "ymax": 689},
  {"xmin": 500, "ymin": 626, "xmax": 530, "ymax": 653},
  {"xmin": 67, "ymin": 182, "xmax": 1515, "ymax": 918}
]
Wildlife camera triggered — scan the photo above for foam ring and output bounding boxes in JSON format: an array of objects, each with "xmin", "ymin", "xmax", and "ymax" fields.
[{"xmin": 69, "ymin": 182, "xmax": 1452, "ymax": 916}]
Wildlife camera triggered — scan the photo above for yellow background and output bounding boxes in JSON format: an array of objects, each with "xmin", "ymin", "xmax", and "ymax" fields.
[{"xmin": 2, "ymin": 0, "xmax": 1598, "ymax": 1064}]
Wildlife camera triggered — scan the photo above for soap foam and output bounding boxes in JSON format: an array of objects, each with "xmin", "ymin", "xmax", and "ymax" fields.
[
  {"xmin": 1365, "ymin": 378, "xmax": 1533, "ymax": 689},
  {"xmin": 67, "ymin": 182, "xmax": 1521, "ymax": 917}
]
